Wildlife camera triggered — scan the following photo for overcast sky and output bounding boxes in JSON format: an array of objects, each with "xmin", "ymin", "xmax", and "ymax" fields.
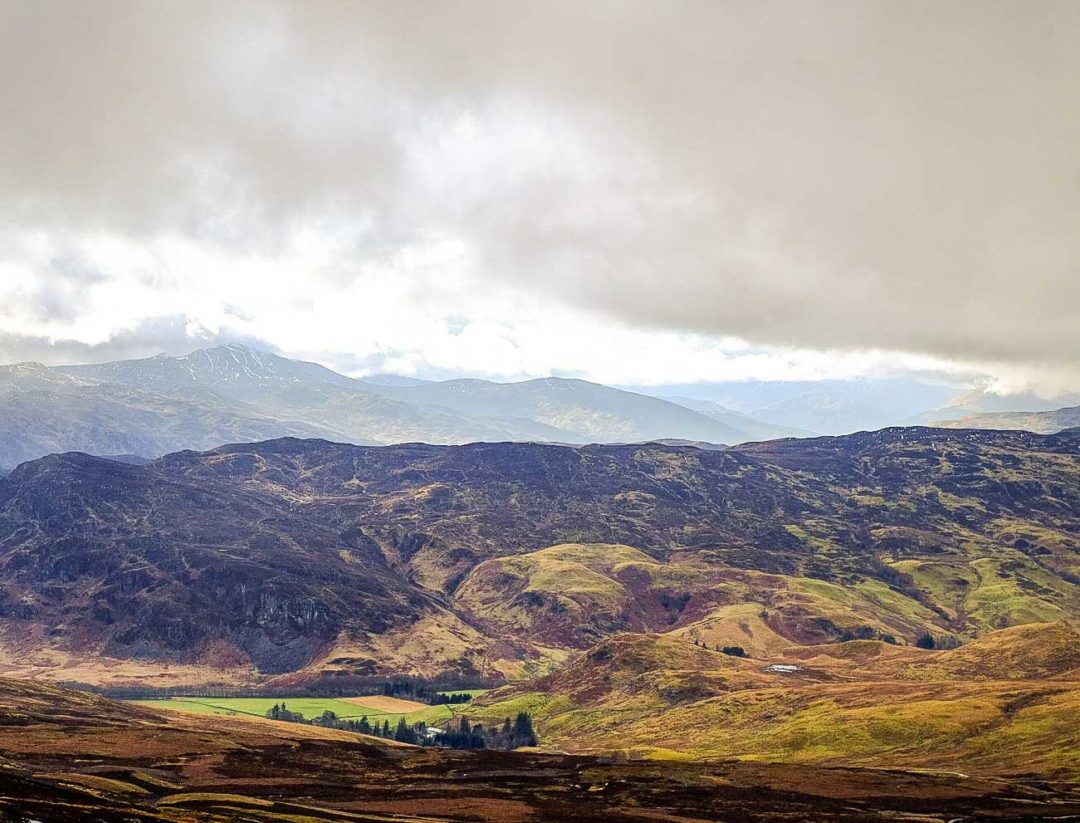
[{"xmin": 1, "ymin": 0, "xmax": 1078, "ymax": 393}]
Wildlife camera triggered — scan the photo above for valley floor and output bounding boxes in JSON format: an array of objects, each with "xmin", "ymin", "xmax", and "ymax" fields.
[
  {"xmin": 0, "ymin": 677, "xmax": 1079, "ymax": 822},
  {"xmin": 132, "ymin": 693, "xmax": 455, "ymax": 726}
]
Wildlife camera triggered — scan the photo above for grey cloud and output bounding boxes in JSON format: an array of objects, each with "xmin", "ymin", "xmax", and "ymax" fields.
[
  {"xmin": 0, "ymin": 316, "xmax": 271, "ymax": 367},
  {"xmin": 2, "ymin": 1, "xmax": 1079, "ymax": 375},
  {"xmin": 18, "ymin": 253, "xmax": 108, "ymax": 323}
]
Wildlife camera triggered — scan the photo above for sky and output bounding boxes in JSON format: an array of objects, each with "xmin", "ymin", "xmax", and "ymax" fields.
[{"xmin": 1, "ymin": 0, "xmax": 1078, "ymax": 394}]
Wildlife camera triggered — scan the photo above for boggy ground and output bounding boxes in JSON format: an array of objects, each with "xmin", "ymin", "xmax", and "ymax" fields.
[{"xmin": 0, "ymin": 678, "xmax": 1078, "ymax": 822}]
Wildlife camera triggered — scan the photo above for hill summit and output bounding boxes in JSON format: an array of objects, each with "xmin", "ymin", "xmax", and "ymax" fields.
[
  {"xmin": 0, "ymin": 427, "xmax": 1077, "ymax": 686},
  {"xmin": 0, "ymin": 345, "xmax": 811, "ymax": 470}
]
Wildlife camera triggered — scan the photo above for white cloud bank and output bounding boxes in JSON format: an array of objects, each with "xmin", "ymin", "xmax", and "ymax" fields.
[{"xmin": 1, "ymin": 1, "xmax": 1078, "ymax": 394}]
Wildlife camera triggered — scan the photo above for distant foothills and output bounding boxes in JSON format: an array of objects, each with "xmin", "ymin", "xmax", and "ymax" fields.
[{"xmin": 1, "ymin": 343, "xmax": 1078, "ymax": 471}]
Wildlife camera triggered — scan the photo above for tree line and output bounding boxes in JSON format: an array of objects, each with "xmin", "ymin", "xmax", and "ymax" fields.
[
  {"xmin": 436, "ymin": 714, "xmax": 538, "ymax": 750},
  {"xmin": 915, "ymin": 632, "xmax": 962, "ymax": 650},
  {"xmin": 690, "ymin": 637, "xmax": 749, "ymax": 657},
  {"xmin": 264, "ymin": 703, "xmax": 536, "ymax": 750},
  {"xmin": 76, "ymin": 676, "xmax": 486, "ymax": 703},
  {"xmin": 431, "ymin": 692, "xmax": 474, "ymax": 705}
]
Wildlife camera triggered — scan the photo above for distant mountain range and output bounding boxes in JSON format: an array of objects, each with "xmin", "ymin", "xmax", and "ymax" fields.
[
  {"xmin": 629, "ymin": 378, "xmax": 960, "ymax": 435},
  {"xmin": 928, "ymin": 387, "xmax": 1080, "ymax": 420},
  {"xmin": 0, "ymin": 359, "xmax": 341, "ymax": 471},
  {"xmin": 4, "ymin": 344, "xmax": 1079, "ymax": 471},
  {"xmin": 658, "ymin": 395, "xmax": 816, "ymax": 441},
  {"xmin": 0, "ymin": 345, "xmax": 810, "ymax": 469},
  {"xmin": 932, "ymin": 405, "xmax": 1080, "ymax": 434},
  {"xmin": 638, "ymin": 378, "xmax": 1080, "ymax": 437},
  {"xmin": 355, "ymin": 373, "xmax": 804, "ymax": 444}
]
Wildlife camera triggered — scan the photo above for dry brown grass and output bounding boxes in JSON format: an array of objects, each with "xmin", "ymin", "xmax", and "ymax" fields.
[
  {"xmin": 339, "ymin": 695, "xmax": 430, "ymax": 713},
  {"xmin": 0, "ymin": 676, "xmax": 1078, "ymax": 822}
]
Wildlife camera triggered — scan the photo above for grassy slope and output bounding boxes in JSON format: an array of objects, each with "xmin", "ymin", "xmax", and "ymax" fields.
[
  {"xmin": 934, "ymin": 407, "xmax": 1080, "ymax": 434},
  {"xmin": 453, "ymin": 543, "xmax": 681, "ymax": 648},
  {"xmin": 891, "ymin": 553, "xmax": 1079, "ymax": 631},
  {"xmin": 5, "ymin": 677, "xmax": 1078, "ymax": 822},
  {"xmin": 454, "ymin": 543, "xmax": 968, "ymax": 665},
  {"xmin": 466, "ymin": 623, "xmax": 1080, "ymax": 777}
]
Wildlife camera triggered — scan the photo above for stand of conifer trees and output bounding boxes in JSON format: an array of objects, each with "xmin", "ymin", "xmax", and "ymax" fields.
[
  {"xmin": 80, "ymin": 676, "xmax": 488, "ymax": 703},
  {"xmin": 431, "ymin": 692, "xmax": 473, "ymax": 705},
  {"xmin": 263, "ymin": 704, "xmax": 536, "ymax": 750}
]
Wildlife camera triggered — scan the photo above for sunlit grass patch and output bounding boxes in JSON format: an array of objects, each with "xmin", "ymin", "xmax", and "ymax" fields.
[{"xmin": 134, "ymin": 696, "xmax": 453, "ymax": 726}]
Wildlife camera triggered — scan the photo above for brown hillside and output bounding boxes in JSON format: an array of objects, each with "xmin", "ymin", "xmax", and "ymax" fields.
[
  {"xmin": 469, "ymin": 623, "xmax": 1080, "ymax": 776},
  {"xmin": 5, "ymin": 676, "xmax": 1072, "ymax": 821},
  {"xmin": 0, "ymin": 429, "xmax": 1077, "ymax": 684}
]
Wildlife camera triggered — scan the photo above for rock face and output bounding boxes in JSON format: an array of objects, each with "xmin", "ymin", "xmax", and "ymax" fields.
[
  {"xmin": 0, "ymin": 451, "xmax": 430, "ymax": 674},
  {"xmin": 0, "ymin": 427, "xmax": 1077, "ymax": 684}
]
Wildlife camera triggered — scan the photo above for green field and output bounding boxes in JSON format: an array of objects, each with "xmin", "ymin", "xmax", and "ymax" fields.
[{"xmin": 132, "ymin": 696, "xmax": 454, "ymax": 725}]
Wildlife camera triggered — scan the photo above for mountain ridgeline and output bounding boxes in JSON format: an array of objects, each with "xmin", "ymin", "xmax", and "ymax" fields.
[
  {"xmin": 0, "ymin": 427, "xmax": 1077, "ymax": 686},
  {"xmin": 7, "ymin": 344, "xmax": 1080, "ymax": 473},
  {"xmin": 933, "ymin": 406, "xmax": 1080, "ymax": 434},
  {"xmin": 0, "ymin": 345, "xmax": 810, "ymax": 471}
]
